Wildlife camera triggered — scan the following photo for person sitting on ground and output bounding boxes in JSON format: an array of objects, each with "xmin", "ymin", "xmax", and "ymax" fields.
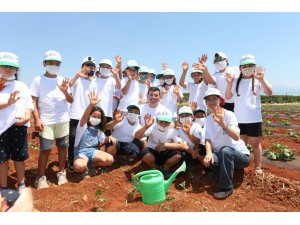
[
  {"xmin": 203, "ymin": 88, "xmax": 250, "ymax": 200},
  {"xmin": 73, "ymin": 91, "xmax": 115, "ymax": 176}
]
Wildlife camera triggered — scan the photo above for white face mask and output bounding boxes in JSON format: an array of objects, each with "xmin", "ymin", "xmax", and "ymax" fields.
[
  {"xmin": 165, "ymin": 78, "xmax": 174, "ymax": 85},
  {"xmin": 157, "ymin": 124, "xmax": 169, "ymax": 132},
  {"xmin": 89, "ymin": 117, "xmax": 101, "ymax": 126},
  {"xmin": 127, "ymin": 113, "xmax": 139, "ymax": 123},
  {"xmin": 159, "ymin": 79, "xmax": 165, "ymax": 85},
  {"xmin": 195, "ymin": 118, "xmax": 206, "ymax": 127},
  {"xmin": 99, "ymin": 68, "xmax": 111, "ymax": 77},
  {"xmin": 5, "ymin": 75, "xmax": 15, "ymax": 81},
  {"xmin": 45, "ymin": 65, "xmax": 60, "ymax": 75},
  {"xmin": 214, "ymin": 60, "xmax": 227, "ymax": 71},
  {"xmin": 179, "ymin": 116, "xmax": 192, "ymax": 125},
  {"xmin": 241, "ymin": 67, "xmax": 255, "ymax": 77}
]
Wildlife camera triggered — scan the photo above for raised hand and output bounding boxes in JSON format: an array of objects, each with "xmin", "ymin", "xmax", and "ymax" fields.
[
  {"xmin": 115, "ymin": 55, "xmax": 122, "ymax": 64},
  {"xmin": 125, "ymin": 69, "xmax": 132, "ymax": 80},
  {"xmin": 111, "ymin": 67, "xmax": 119, "ymax": 77},
  {"xmin": 192, "ymin": 62, "xmax": 208, "ymax": 73},
  {"xmin": 113, "ymin": 109, "xmax": 124, "ymax": 122},
  {"xmin": 255, "ymin": 66, "xmax": 265, "ymax": 80},
  {"xmin": 198, "ymin": 54, "xmax": 208, "ymax": 64},
  {"xmin": 182, "ymin": 62, "xmax": 189, "ymax": 71},
  {"xmin": 162, "ymin": 63, "xmax": 168, "ymax": 70},
  {"xmin": 7, "ymin": 90, "xmax": 20, "ymax": 105},
  {"xmin": 182, "ymin": 119, "xmax": 192, "ymax": 134},
  {"xmin": 57, "ymin": 78, "xmax": 70, "ymax": 93},
  {"xmin": 88, "ymin": 91, "xmax": 100, "ymax": 106},
  {"xmin": 173, "ymin": 85, "xmax": 181, "ymax": 95},
  {"xmin": 224, "ymin": 73, "xmax": 234, "ymax": 83},
  {"xmin": 189, "ymin": 101, "xmax": 197, "ymax": 111},
  {"xmin": 144, "ymin": 113, "xmax": 154, "ymax": 128},
  {"xmin": 212, "ymin": 107, "xmax": 225, "ymax": 126},
  {"xmin": 161, "ymin": 86, "xmax": 168, "ymax": 94}
]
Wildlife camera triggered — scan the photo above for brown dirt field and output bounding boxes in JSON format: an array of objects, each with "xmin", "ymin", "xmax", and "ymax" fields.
[{"xmin": 5, "ymin": 117, "xmax": 300, "ymax": 212}]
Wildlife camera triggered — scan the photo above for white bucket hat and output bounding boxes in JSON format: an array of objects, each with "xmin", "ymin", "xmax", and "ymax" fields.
[
  {"xmin": 0, "ymin": 52, "xmax": 19, "ymax": 68},
  {"xmin": 44, "ymin": 50, "xmax": 61, "ymax": 62},
  {"xmin": 139, "ymin": 66, "xmax": 150, "ymax": 74},
  {"xmin": 163, "ymin": 68, "xmax": 175, "ymax": 77},
  {"xmin": 204, "ymin": 88, "xmax": 225, "ymax": 105},
  {"xmin": 99, "ymin": 58, "xmax": 112, "ymax": 67},
  {"xmin": 126, "ymin": 60, "xmax": 140, "ymax": 70}
]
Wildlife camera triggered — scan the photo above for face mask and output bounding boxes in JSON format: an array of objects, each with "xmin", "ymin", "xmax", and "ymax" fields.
[
  {"xmin": 195, "ymin": 118, "xmax": 206, "ymax": 127},
  {"xmin": 159, "ymin": 79, "xmax": 165, "ymax": 85},
  {"xmin": 89, "ymin": 117, "xmax": 101, "ymax": 126},
  {"xmin": 45, "ymin": 65, "xmax": 60, "ymax": 75},
  {"xmin": 127, "ymin": 113, "xmax": 139, "ymax": 123},
  {"xmin": 165, "ymin": 78, "xmax": 174, "ymax": 85},
  {"xmin": 179, "ymin": 116, "xmax": 192, "ymax": 125},
  {"xmin": 241, "ymin": 67, "xmax": 255, "ymax": 77},
  {"xmin": 214, "ymin": 60, "xmax": 227, "ymax": 71},
  {"xmin": 157, "ymin": 124, "xmax": 169, "ymax": 132},
  {"xmin": 100, "ymin": 68, "xmax": 111, "ymax": 77},
  {"xmin": 139, "ymin": 74, "xmax": 148, "ymax": 81},
  {"xmin": 5, "ymin": 75, "xmax": 16, "ymax": 81},
  {"xmin": 88, "ymin": 70, "xmax": 95, "ymax": 77}
]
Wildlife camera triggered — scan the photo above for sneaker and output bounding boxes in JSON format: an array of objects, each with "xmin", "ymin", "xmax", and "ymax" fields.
[
  {"xmin": 57, "ymin": 171, "xmax": 68, "ymax": 186},
  {"xmin": 68, "ymin": 161, "xmax": 74, "ymax": 172},
  {"xmin": 213, "ymin": 189, "xmax": 233, "ymax": 200},
  {"xmin": 17, "ymin": 182, "xmax": 26, "ymax": 191},
  {"xmin": 161, "ymin": 168, "xmax": 172, "ymax": 180},
  {"xmin": 35, "ymin": 176, "xmax": 49, "ymax": 189}
]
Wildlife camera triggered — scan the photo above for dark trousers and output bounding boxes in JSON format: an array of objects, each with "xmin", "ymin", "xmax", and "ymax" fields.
[{"xmin": 68, "ymin": 119, "xmax": 79, "ymax": 163}]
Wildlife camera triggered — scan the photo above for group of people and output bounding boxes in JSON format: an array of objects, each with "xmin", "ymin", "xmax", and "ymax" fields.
[{"xmin": 0, "ymin": 50, "xmax": 272, "ymax": 200}]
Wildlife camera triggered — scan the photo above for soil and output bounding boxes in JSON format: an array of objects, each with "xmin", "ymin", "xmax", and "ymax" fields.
[{"xmin": 5, "ymin": 114, "xmax": 300, "ymax": 212}]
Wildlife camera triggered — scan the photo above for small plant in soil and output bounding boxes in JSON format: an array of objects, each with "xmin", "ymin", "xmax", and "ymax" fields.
[
  {"xmin": 247, "ymin": 144, "xmax": 253, "ymax": 152},
  {"xmin": 126, "ymin": 187, "xmax": 136, "ymax": 203},
  {"xmin": 179, "ymin": 181, "xmax": 187, "ymax": 190},
  {"xmin": 273, "ymin": 113, "xmax": 279, "ymax": 118},
  {"xmin": 287, "ymin": 129, "xmax": 300, "ymax": 138},
  {"xmin": 279, "ymin": 119, "xmax": 290, "ymax": 126},
  {"xmin": 28, "ymin": 142, "xmax": 39, "ymax": 151},
  {"xmin": 264, "ymin": 120, "xmax": 271, "ymax": 125},
  {"xmin": 263, "ymin": 144, "xmax": 295, "ymax": 161},
  {"xmin": 92, "ymin": 188, "xmax": 106, "ymax": 212},
  {"xmin": 263, "ymin": 128, "xmax": 273, "ymax": 135}
]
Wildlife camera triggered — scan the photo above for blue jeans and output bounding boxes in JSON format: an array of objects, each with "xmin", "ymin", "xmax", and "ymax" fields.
[{"xmin": 209, "ymin": 146, "xmax": 250, "ymax": 190}]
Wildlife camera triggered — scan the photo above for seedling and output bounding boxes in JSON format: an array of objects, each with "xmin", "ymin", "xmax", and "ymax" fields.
[
  {"xmin": 263, "ymin": 128, "xmax": 273, "ymax": 135},
  {"xmin": 28, "ymin": 142, "xmax": 39, "ymax": 151},
  {"xmin": 273, "ymin": 113, "xmax": 279, "ymax": 118},
  {"xmin": 279, "ymin": 119, "xmax": 290, "ymax": 126},
  {"xmin": 126, "ymin": 187, "xmax": 136, "ymax": 203},
  {"xmin": 263, "ymin": 144, "xmax": 295, "ymax": 161},
  {"xmin": 287, "ymin": 130, "xmax": 300, "ymax": 138},
  {"xmin": 92, "ymin": 188, "xmax": 106, "ymax": 212},
  {"xmin": 247, "ymin": 144, "xmax": 253, "ymax": 152},
  {"xmin": 179, "ymin": 181, "xmax": 187, "ymax": 190},
  {"xmin": 264, "ymin": 120, "xmax": 271, "ymax": 125}
]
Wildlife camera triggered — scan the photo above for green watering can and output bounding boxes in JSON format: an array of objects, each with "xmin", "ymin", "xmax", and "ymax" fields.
[{"xmin": 132, "ymin": 161, "xmax": 186, "ymax": 204}]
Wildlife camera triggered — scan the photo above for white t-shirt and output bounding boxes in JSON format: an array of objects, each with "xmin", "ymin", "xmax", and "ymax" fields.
[
  {"xmin": 139, "ymin": 82, "xmax": 148, "ymax": 102},
  {"xmin": 111, "ymin": 118, "xmax": 145, "ymax": 142},
  {"xmin": 212, "ymin": 66, "xmax": 240, "ymax": 104},
  {"xmin": 186, "ymin": 81, "xmax": 207, "ymax": 111},
  {"xmin": 231, "ymin": 78, "xmax": 263, "ymax": 123},
  {"xmin": 95, "ymin": 77, "xmax": 116, "ymax": 118},
  {"xmin": 144, "ymin": 124, "xmax": 183, "ymax": 149},
  {"xmin": 74, "ymin": 123, "xmax": 106, "ymax": 147},
  {"xmin": 139, "ymin": 103, "xmax": 169, "ymax": 126},
  {"xmin": 178, "ymin": 123, "xmax": 203, "ymax": 148},
  {"xmin": 0, "ymin": 80, "xmax": 33, "ymax": 135},
  {"xmin": 69, "ymin": 77, "xmax": 97, "ymax": 120},
  {"xmin": 205, "ymin": 110, "xmax": 249, "ymax": 155},
  {"xmin": 30, "ymin": 75, "xmax": 70, "ymax": 125},
  {"xmin": 160, "ymin": 85, "xmax": 183, "ymax": 118},
  {"xmin": 118, "ymin": 78, "xmax": 139, "ymax": 111}
]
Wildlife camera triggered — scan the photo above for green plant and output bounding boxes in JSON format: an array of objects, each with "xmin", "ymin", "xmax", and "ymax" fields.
[
  {"xmin": 28, "ymin": 142, "xmax": 39, "ymax": 151},
  {"xmin": 273, "ymin": 113, "xmax": 279, "ymax": 118},
  {"xmin": 263, "ymin": 144, "xmax": 295, "ymax": 161},
  {"xmin": 92, "ymin": 188, "xmax": 106, "ymax": 212},
  {"xmin": 287, "ymin": 129, "xmax": 300, "ymax": 138},
  {"xmin": 263, "ymin": 128, "xmax": 273, "ymax": 135},
  {"xmin": 179, "ymin": 181, "xmax": 187, "ymax": 190},
  {"xmin": 247, "ymin": 144, "xmax": 253, "ymax": 152},
  {"xmin": 264, "ymin": 120, "xmax": 272, "ymax": 125},
  {"xmin": 279, "ymin": 119, "xmax": 290, "ymax": 126},
  {"xmin": 126, "ymin": 187, "xmax": 136, "ymax": 203}
]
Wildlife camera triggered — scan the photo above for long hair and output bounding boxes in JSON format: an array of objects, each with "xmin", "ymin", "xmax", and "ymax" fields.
[
  {"xmin": 236, "ymin": 72, "xmax": 256, "ymax": 96},
  {"xmin": 87, "ymin": 106, "xmax": 107, "ymax": 132},
  {"xmin": 162, "ymin": 76, "xmax": 177, "ymax": 88}
]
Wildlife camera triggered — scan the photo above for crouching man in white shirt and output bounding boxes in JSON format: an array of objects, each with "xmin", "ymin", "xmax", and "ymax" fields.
[{"xmin": 203, "ymin": 88, "xmax": 250, "ymax": 200}]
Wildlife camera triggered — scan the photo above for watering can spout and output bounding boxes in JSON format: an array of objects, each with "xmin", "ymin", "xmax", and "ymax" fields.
[{"xmin": 164, "ymin": 161, "xmax": 186, "ymax": 193}]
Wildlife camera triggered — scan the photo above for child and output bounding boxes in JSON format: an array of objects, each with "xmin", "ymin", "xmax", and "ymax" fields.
[
  {"xmin": 159, "ymin": 69, "xmax": 183, "ymax": 121},
  {"xmin": 148, "ymin": 68, "xmax": 157, "ymax": 87},
  {"xmin": 203, "ymin": 88, "xmax": 250, "ymax": 199},
  {"xmin": 74, "ymin": 91, "xmax": 115, "ymax": 175},
  {"xmin": 177, "ymin": 106, "xmax": 204, "ymax": 163},
  {"xmin": 106, "ymin": 103, "xmax": 146, "ymax": 162},
  {"xmin": 31, "ymin": 50, "xmax": 73, "ymax": 189},
  {"xmin": 0, "ymin": 52, "xmax": 33, "ymax": 191},
  {"xmin": 68, "ymin": 56, "xmax": 97, "ymax": 171},
  {"xmin": 225, "ymin": 54, "xmax": 272, "ymax": 173},
  {"xmin": 135, "ymin": 110, "xmax": 187, "ymax": 179},
  {"xmin": 179, "ymin": 62, "xmax": 207, "ymax": 111},
  {"xmin": 138, "ymin": 66, "xmax": 150, "ymax": 104}
]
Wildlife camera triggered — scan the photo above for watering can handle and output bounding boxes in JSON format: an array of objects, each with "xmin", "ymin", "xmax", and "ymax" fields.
[{"xmin": 132, "ymin": 170, "xmax": 162, "ymax": 192}]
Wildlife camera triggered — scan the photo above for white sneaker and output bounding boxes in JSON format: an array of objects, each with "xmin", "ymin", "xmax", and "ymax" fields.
[
  {"xmin": 57, "ymin": 170, "xmax": 68, "ymax": 185},
  {"xmin": 35, "ymin": 176, "xmax": 49, "ymax": 189}
]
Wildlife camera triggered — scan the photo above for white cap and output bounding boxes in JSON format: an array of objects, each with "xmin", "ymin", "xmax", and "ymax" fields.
[
  {"xmin": 163, "ymin": 68, "xmax": 176, "ymax": 76},
  {"xmin": 156, "ymin": 109, "xmax": 173, "ymax": 123},
  {"xmin": 44, "ymin": 50, "xmax": 61, "ymax": 62},
  {"xmin": 82, "ymin": 56, "xmax": 96, "ymax": 66},
  {"xmin": 139, "ymin": 66, "xmax": 150, "ymax": 73},
  {"xmin": 0, "ymin": 52, "xmax": 19, "ymax": 68},
  {"xmin": 149, "ymin": 68, "xmax": 156, "ymax": 75},
  {"xmin": 99, "ymin": 58, "xmax": 112, "ymax": 67},
  {"xmin": 127, "ymin": 102, "xmax": 140, "ymax": 111},
  {"xmin": 214, "ymin": 52, "xmax": 227, "ymax": 63},
  {"xmin": 126, "ymin": 59, "xmax": 140, "ymax": 69},
  {"xmin": 240, "ymin": 54, "xmax": 256, "ymax": 66},
  {"xmin": 178, "ymin": 106, "xmax": 193, "ymax": 115},
  {"xmin": 191, "ymin": 68, "xmax": 203, "ymax": 74}
]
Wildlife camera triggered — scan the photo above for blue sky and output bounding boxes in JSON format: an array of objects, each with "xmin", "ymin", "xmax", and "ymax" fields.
[{"xmin": 1, "ymin": 13, "xmax": 300, "ymax": 95}]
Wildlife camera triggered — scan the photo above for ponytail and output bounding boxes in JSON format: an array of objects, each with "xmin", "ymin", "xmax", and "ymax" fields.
[
  {"xmin": 235, "ymin": 73, "xmax": 243, "ymax": 96},
  {"xmin": 251, "ymin": 76, "xmax": 256, "ymax": 96}
]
